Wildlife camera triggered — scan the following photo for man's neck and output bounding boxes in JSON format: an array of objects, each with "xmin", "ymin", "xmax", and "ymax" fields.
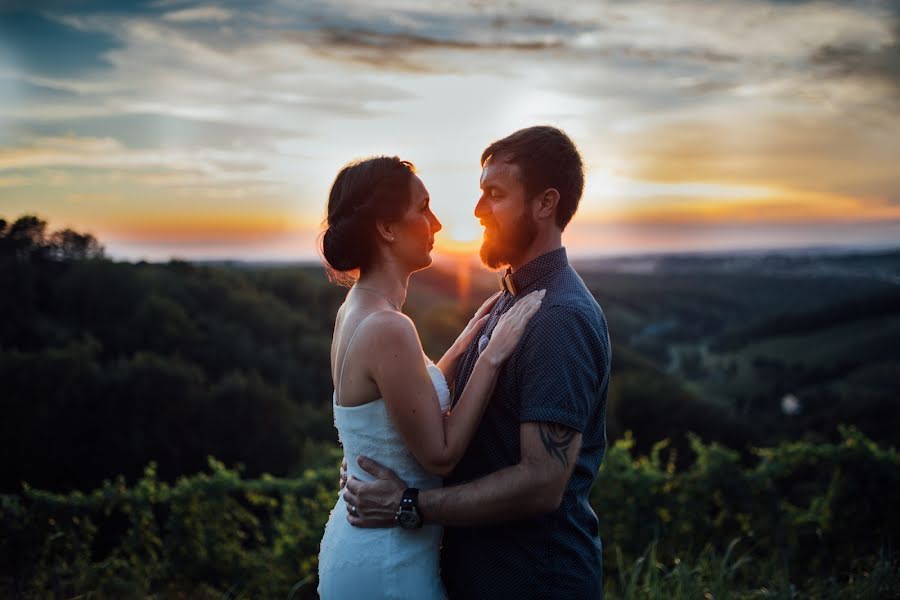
[{"xmin": 508, "ymin": 231, "xmax": 563, "ymax": 272}]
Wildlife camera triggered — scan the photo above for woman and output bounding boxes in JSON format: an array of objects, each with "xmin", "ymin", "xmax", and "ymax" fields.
[{"xmin": 316, "ymin": 156, "xmax": 543, "ymax": 599}]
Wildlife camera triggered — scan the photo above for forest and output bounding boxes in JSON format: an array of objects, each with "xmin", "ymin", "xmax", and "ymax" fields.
[{"xmin": 2, "ymin": 214, "xmax": 898, "ymax": 598}]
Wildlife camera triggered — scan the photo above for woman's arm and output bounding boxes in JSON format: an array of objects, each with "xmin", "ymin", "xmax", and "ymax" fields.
[
  {"xmin": 374, "ymin": 290, "xmax": 544, "ymax": 477},
  {"xmin": 435, "ymin": 292, "xmax": 501, "ymax": 384}
]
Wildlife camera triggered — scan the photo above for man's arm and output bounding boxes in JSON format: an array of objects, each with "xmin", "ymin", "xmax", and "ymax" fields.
[
  {"xmin": 343, "ymin": 304, "xmax": 605, "ymax": 528},
  {"xmin": 343, "ymin": 420, "xmax": 581, "ymax": 527},
  {"xmin": 421, "ymin": 421, "xmax": 581, "ymax": 525}
]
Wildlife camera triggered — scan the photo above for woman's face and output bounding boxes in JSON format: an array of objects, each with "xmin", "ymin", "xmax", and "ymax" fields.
[{"xmin": 394, "ymin": 174, "xmax": 442, "ymax": 271}]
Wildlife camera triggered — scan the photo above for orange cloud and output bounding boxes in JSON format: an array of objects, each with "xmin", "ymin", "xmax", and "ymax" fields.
[
  {"xmin": 102, "ymin": 214, "xmax": 299, "ymax": 244},
  {"xmin": 598, "ymin": 192, "xmax": 900, "ymax": 225},
  {"xmin": 617, "ymin": 114, "xmax": 900, "ymax": 201}
]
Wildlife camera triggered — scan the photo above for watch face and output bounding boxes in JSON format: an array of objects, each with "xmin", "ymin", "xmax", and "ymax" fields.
[{"xmin": 397, "ymin": 510, "xmax": 421, "ymax": 529}]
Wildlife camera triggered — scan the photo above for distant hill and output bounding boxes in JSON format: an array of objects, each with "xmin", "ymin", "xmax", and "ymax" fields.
[{"xmin": 3, "ymin": 213, "xmax": 897, "ymax": 494}]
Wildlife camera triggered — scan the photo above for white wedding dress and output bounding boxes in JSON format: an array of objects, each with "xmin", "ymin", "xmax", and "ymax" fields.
[{"xmin": 317, "ymin": 359, "xmax": 450, "ymax": 599}]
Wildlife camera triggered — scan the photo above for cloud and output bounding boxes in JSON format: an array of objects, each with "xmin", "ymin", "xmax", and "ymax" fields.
[
  {"xmin": 10, "ymin": 113, "xmax": 297, "ymax": 150},
  {"xmin": 4, "ymin": 0, "xmax": 900, "ymax": 259},
  {"xmin": 563, "ymin": 216, "xmax": 900, "ymax": 255},
  {"xmin": 18, "ymin": 11, "xmax": 417, "ymax": 124},
  {"xmin": 550, "ymin": 0, "xmax": 899, "ymax": 126},
  {"xmin": 599, "ymin": 193, "xmax": 900, "ymax": 225},
  {"xmin": 162, "ymin": 6, "xmax": 233, "ymax": 23},
  {"xmin": 0, "ymin": 135, "xmax": 272, "ymax": 184},
  {"xmin": 0, "ymin": 175, "xmax": 32, "ymax": 187},
  {"xmin": 64, "ymin": 192, "xmax": 120, "ymax": 204},
  {"xmin": 615, "ymin": 112, "xmax": 900, "ymax": 200},
  {"xmin": 810, "ymin": 26, "xmax": 900, "ymax": 95}
]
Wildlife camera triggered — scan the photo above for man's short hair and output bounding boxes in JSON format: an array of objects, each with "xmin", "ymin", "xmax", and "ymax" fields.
[{"xmin": 480, "ymin": 126, "xmax": 585, "ymax": 230}]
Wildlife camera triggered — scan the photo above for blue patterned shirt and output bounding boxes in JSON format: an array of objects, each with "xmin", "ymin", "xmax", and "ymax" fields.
[{"xmin": 441, "ymin": 247, "xmax": 611, "ymax": 599}]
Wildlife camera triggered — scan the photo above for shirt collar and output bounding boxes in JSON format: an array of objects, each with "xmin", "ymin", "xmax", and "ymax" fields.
[{"xmin": 500, "ymin": 247, "xmax": 568, "ymax": 296}]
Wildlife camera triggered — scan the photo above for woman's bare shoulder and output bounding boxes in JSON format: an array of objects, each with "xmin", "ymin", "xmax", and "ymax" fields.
[{"xmin": 360, "ymin": 310, "xmax": 418, "ymax": 343}]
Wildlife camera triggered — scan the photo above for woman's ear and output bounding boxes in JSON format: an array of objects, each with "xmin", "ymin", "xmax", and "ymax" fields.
[
  {"xmin": 534, "ymin": 188, "xmax": 560, "ymax": 221},
  {"xmin": 375, "ymin": 218, "xmax": 397, "ymax": 244}
]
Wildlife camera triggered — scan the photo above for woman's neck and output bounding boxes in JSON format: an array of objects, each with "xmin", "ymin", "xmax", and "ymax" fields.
[{"xmin": 355, "ymin": 264, "xmax": 410, "ymax": 310}]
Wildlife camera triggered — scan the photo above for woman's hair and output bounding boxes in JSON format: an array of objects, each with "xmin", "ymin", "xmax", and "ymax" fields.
[{"xmin": 320, "ymin": 156, "xmax": 416, "ymax": 285}]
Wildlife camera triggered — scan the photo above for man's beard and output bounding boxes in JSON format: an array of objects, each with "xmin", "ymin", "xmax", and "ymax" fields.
[{"xmin": 479, "ymin": 211, "xmax": 538, "ymax": 269}]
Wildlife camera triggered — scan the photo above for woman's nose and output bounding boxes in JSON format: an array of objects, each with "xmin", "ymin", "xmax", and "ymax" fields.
[{"xmin": 430, "ymin": 212, "xmax": 442, "ymax": 233}]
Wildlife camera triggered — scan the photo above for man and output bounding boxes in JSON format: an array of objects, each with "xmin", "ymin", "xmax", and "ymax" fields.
[{"xmin": 343, "ymin": 126, "xmax": 611, "ymax": 598}]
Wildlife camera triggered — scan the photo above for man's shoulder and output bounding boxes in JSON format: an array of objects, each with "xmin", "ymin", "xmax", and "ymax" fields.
[
  {"xmin": 520, "ymin": 267, "xmax": 609, "ymax": 358},
  {"xmin": 522, "ymin": 297, "xmax": 608, "ymax": 351},
  {"xmin": 542, "ymin": 268, "xmax": 606, "ymax": 324}
]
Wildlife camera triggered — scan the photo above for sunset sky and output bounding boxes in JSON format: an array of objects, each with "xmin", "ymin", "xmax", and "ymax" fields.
[{"xmin": 1, "ymin": 0, "xmax": 899, "ymax": 261}]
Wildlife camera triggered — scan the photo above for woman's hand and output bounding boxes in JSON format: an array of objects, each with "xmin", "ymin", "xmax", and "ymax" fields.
[
  {"xmin": 482, "ymin": 289, "xmax": 545, "ymax": 366},
  {"xmin": 450, "ymin": 291, "xmax": 501, "ymax": 355}
]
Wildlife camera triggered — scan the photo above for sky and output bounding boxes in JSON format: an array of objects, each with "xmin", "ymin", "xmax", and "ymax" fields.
[{"xmin": 1, "ymin": 0, "xmax": 899, "ymax": 261}]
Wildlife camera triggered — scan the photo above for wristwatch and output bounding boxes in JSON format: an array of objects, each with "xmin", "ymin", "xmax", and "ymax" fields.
[{"xmin": 396, "ymin": 488, "xmax": 423, "ymax": 529}]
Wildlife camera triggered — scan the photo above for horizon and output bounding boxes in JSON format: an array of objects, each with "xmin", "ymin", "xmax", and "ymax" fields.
[
  {"xmin": 57, "ymin": 236, "xmax": 900, "ymax": 267},
  {"xmin": 2, "ymin": 0, "xmax": 899, "ymax": 261}
]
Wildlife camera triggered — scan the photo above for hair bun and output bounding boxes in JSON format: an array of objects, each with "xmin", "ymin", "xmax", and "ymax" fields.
[
  {"xmin": 322, "ymin": 222, "xmax": 362, "ymax": 272},
  {"xmin": 320, "ymin": 156, "xmax": 416, "ymax": 283}
]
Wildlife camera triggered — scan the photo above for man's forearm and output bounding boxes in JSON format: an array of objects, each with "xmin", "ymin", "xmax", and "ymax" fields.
[{"xmin": 419, "ymin": 462, "xmax": 559, "ymax": 527}]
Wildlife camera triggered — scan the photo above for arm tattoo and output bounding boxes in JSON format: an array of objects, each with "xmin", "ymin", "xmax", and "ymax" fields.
[{"xmin": 539, "ymin": 423, "xmax": 576, "ymax": 468}]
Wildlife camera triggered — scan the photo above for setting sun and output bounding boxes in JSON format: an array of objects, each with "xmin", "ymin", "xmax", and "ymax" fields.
[{"xmin": 1, "ymin": 0, "xmax": 897, "ymax": 261}]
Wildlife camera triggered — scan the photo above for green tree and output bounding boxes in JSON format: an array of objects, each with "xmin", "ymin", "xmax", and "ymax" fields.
[
  {"xmin": 47, "ymin": 228, "xmax": 105, "ymax": 261},
  {"xmin": 3, "ymin": 215, "xmax": 48, "ymax": 261}
]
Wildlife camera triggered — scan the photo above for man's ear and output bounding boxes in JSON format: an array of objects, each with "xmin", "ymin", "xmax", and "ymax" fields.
[
  {"xmin": 534, "ymin": 188, "xmax": 560, "ymax": 221},
  {"xmin": 375, "ymin": 218, "xmax": 397, "ymax": 244}
]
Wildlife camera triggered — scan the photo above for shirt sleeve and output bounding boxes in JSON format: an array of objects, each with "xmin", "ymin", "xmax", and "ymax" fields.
[{"xmin": 514, "ymin": 304, "xmax": 608, "ymax": 432}]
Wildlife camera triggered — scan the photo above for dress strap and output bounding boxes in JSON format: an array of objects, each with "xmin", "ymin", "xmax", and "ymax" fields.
[{"xmin": 336, "ymin": 312, "xmax": 378, "ymax": 406}]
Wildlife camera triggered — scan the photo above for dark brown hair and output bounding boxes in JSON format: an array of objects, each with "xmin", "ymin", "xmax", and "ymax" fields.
[
  {"xmin": 480, "ymin": 126, "xmax": 584, "ymax": 230},
  {"xmin": 320, "ymin": 156, "xmax": 416, "ymax": 285}
]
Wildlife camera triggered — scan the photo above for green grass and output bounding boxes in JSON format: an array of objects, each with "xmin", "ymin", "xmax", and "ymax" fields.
[{"xmin": 606, "ymin": 540, "xmax": 900, "ymax": 600}]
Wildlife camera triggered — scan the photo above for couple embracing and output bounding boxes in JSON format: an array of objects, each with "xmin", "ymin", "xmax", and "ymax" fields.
[{"xmin": 317, "ymin": 126, "xmax": 611, "ymax": 599}]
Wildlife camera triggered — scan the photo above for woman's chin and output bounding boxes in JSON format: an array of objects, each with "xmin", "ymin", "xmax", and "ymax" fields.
[{"xmin": 416, "ymin": 253, "xmax": 434, "ymax": 271}]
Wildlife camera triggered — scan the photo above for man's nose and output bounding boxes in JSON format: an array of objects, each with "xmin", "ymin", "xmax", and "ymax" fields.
[
  {"xmin": 474, "ymin": 196, "xmax": 489, "ymax": 218},
  {"xmin": 430, "ymin": 213, "xmax": 442, "ymax": 233}
]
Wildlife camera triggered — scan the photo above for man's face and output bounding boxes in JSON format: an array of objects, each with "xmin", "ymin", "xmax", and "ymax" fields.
[{"xmin": 475, "ymin": 159, "xmax": 538, "ymax": 269}]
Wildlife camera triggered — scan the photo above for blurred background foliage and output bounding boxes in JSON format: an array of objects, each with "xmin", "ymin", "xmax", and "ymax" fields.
[{"xmin": 2, "ymin": 214, "xmax": 899, "ymax": 598}]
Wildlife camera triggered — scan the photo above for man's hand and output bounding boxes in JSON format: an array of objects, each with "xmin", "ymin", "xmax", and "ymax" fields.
[{"xmin": 342, "ymin": 456, "xmax": 407, "ymax": 528}]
